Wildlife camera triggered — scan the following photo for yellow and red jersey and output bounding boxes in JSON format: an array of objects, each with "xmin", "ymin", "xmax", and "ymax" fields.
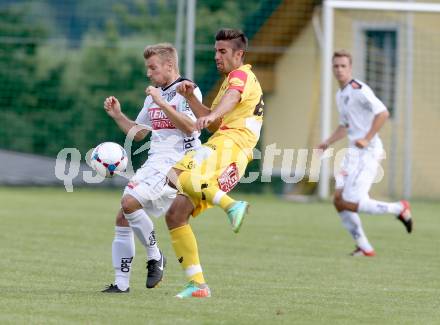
[{"xmin": 211, "ymin": 64, "xmax": 264, "ymax": 154}]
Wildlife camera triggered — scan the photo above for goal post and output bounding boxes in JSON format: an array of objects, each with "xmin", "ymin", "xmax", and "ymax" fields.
[{"xmin": 319, "ymin": 0, "xmax": 440, "ymax": 200}]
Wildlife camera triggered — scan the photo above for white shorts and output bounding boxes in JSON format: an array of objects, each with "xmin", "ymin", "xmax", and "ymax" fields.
[
  {"xmin": 335, "ymin": 148, "xmax": 382, "ymax": 203},
  {"xmin": 123, "ymin": 165, "xmax": 176, "ymax": 218}
]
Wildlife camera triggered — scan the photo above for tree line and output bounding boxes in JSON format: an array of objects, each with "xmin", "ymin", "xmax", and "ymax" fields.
[{"xmin": 0, "ymin": 0, "xmax": 265, "ymax": 181}]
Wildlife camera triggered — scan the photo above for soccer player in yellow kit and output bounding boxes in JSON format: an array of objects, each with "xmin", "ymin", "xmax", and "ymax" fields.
[{"xmin": 165, "ymin": 28, "xmax": 264, "ymax": 298}]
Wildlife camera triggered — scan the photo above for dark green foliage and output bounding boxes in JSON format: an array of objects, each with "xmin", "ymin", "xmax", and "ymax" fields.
[
  {"xmin": 0, "ymin": 0, "xmax": 275, "ymax": 174},
  {"xmin": 0, "ymin": 5, "xmax": 48, "ymax": 153}
]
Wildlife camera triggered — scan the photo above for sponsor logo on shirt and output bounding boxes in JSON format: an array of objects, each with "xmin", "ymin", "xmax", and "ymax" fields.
[
  {"xmin": 230, "ymin": 77, "xmax": 245, "ymax": 88},
  {"xmin": 163, "ymin": 89, "xmax": 177, "ymax": 102},
  {"xmin": 182, "ymin": 101, "xmax": 191, "ymax": 112},
  {"xmin": 205, "ymin": 143, "xmax": 217, "ymax": 151},
  {"xmin": 148, "ymin": 106, "xmax": 176, "ymax": 130},
  {"xmin": 227, "ymin": 69, "xmax": 248, "ymax": 92},
  {"xmin": 186, "ymin": 160, "xmax": 195, "ymax": 170}
]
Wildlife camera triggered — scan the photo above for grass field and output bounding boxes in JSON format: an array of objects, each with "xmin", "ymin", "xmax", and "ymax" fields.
[{"xmin": 0, "ymin": 187, "xmax": 439, "ymax": 324}]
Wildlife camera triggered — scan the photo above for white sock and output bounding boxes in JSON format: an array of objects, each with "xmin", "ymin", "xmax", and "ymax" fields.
[
  {"xmin": 339, "ymin": 210, "xmax": 374, "ymax": 252},
  {"xmin": 358, "ymin": 198, "xmax": 402, "ymax": 215},
  {"xmin": 124, "ymin": 209, "xmax": 161, "ymax": 261},
  {"xmin": 112, "ymin": 226, "xmax": 135, "ymax": 291}
]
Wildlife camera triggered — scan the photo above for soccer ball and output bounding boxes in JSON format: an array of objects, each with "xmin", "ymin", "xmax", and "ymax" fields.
[{"xmin": 90, "ymin": 142, "xmax": 128, "ymax": 178}]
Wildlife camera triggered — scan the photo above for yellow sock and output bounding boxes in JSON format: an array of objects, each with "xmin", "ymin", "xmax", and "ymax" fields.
[
  {"xmin": 203, "ymin": 187, "xmax": 235, "ymax": 211},
  {"xmin": 170, "ymin": 225, "xmax": 205, "ymax": 284},
  {"xmin": 218, "ymin": 193, "xmax": 235, "ymax": 210}
]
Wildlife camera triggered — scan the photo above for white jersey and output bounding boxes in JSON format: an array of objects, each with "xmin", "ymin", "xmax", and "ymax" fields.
[
  {"xmin": 336, "ymin": 79, "xmax": 387, "ymax": 151},
  {"xmin": 135, "ymin": 77, "xmax": 202, "ymax": 173}
]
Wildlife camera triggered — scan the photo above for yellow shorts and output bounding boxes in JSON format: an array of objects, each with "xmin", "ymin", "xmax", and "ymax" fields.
[{"xmin": 174, "ymin": 134, "xmax": 250, "ymax": 216}]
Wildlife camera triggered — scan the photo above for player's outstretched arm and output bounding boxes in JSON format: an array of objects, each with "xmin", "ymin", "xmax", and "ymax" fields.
[
  {"xmin": 103, "ymin": 96, "xmax": 149, "ymax": 141},
  {"xmin": 195, "ymin": 89, "xmax": 240, "ymax": 132},
  {"xmin": 177, "ymin": 81, "xmax": 222, "ymax": 132}
]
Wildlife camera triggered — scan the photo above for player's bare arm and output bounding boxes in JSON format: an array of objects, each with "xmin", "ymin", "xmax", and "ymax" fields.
[
  {"xmin": 176, "ymin": 80, "xmax": 222, "ymax": 132},
  {"xmin": 355, "ymin": 110, "xmax": 389, "ymax": 148},
  {"xmin": 317, "ymin": 125, "xmax": 347, "ymax": 150},
  {"xmin": 146, "ymin": 86, "xmax": 196, "ymax": 135},
  {"xmin": 176, "ymin": 81, "xmax": 211, "ymax": 117},
  {"xmin": 103, "ymin": 96, "xmax": 149, "ymax": 141},
  {"xmin": 196, "ymin": 89, "xmax": 240, "ymax": 131}
]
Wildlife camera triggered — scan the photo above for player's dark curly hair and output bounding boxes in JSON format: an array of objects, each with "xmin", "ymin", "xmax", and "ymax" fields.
[{"xmin": 215, "ymin": 28, "xmax": 248, "ymax": 52}]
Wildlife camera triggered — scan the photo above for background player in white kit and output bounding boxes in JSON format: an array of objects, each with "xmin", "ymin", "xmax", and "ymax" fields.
[
  {"xmin": 318, "ymin": 50, "xmax": 413, "ymax": 257},
  {"xmin": 101, "ymin": 43, "xmax": 201, "ymax": 292}
]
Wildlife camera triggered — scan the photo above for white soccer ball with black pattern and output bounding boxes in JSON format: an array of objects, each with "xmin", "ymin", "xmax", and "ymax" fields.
[{"xmin": 91, "ymin": 142, "xmax": 127, "ymax": 178}]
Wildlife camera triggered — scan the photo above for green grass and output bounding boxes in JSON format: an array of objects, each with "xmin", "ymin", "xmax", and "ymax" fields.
[{"xmin": 0, "ymin": 187, "xmax": 439, "ymax": 324}]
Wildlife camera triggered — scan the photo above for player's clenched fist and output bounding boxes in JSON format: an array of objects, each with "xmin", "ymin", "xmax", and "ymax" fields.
[
  {"xmin": 176, "ymin": 81, "xmax": 195, "ymax": 99},
  {"xmin": 145, "ymin": 86, "xmax": 165, "ymax": 106},
  {"xmin": 103, "ymin": 96, "xmax": 122, "ymax": 118}
]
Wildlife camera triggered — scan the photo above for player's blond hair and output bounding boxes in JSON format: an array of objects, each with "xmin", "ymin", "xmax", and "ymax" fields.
[
  {"xmin": 143, "ymin": 43, "xmax": 179, "ymax": 72},
  {"xmin": 332, "ymin": 50, "xmax": 352, "ymax": 65}
]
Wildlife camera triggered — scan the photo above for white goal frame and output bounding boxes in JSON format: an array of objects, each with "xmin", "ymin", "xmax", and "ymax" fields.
[{"xmin": 319, "ymin": 0, "xmax": 440, "ymax": 199}]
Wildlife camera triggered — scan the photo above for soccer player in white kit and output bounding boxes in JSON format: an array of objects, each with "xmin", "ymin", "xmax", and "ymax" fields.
[
  {"xmin": 317, "ymin": 50, "xmax": 413, "ymax": 257},
  {"xmin": 101, "ymin": 43, "xmax": 201, "ymax": 292}
]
